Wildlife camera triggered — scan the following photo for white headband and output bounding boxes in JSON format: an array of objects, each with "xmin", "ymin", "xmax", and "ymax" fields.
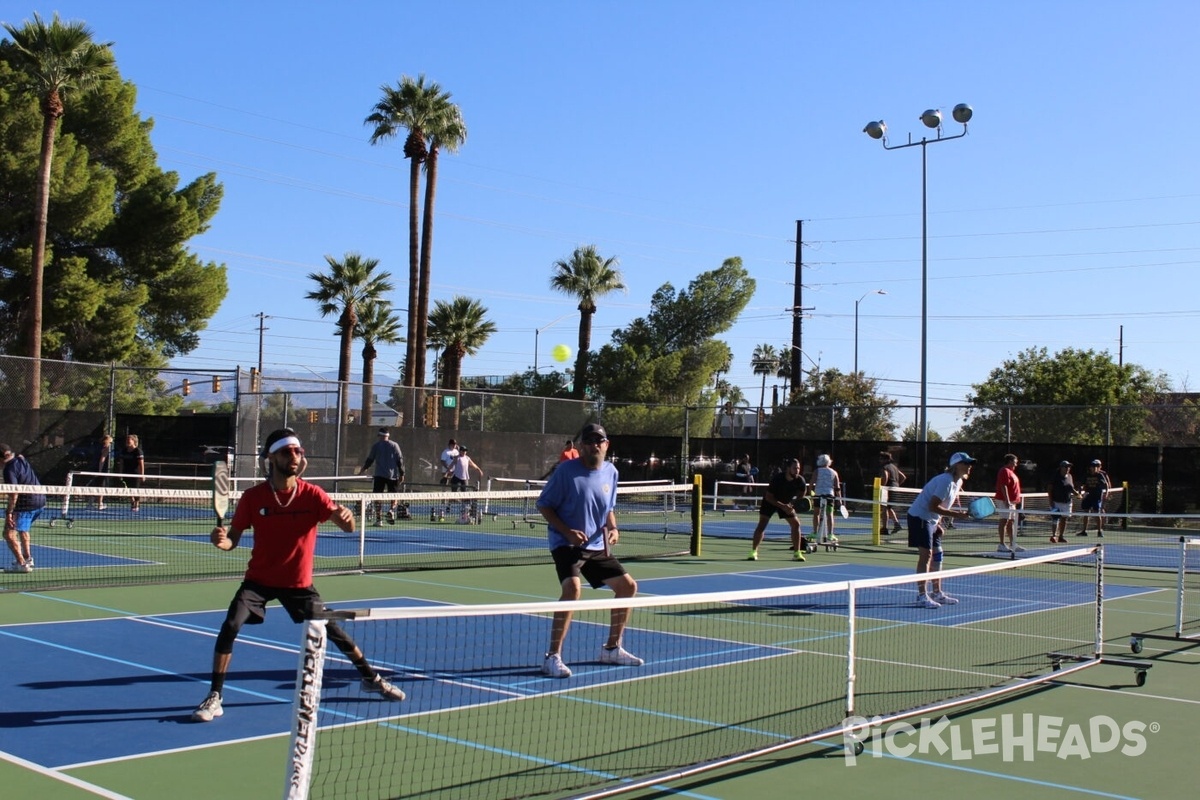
[{"xmin": 268, "ymin": 435, "xmax": 302, "ymax": 454}]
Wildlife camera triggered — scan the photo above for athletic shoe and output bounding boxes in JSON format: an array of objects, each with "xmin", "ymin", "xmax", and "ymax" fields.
[
  {"xmin": 4, "ymin": 562, "xmax": 31, "ymax": 573},
  {"xmin": 746, "ymin": 550, "xmax": 758, "ymax": 561},
  {"xmin": 931, "ymin": 591, "xmax": 959, "ymax": 605},
  {"xmin": 1075, "ymin": 530, "xmax": 1088, "ymax": 537},
  {"xmin": 1097, "ymin": 531, "xmax": 1104, "ymax": 538},
  {"xmin": 542, "ymin": 653, "xmax": 572, "ymax": 678},
  {"xmin": 373, "ymin": 518, "xmax": 383, "ymax": 527},
  {"xmin": 1013, "ymin": 544, "xmax": 1026, "ymax": 553},
  {"xmin": 599, "ymin": 646, "xmax": 644, "ymax": 667},
  {"xmin": 891, "ymin": 524, "xmax": 902, "ymax": 535},
  {"xmin": 793, "ymin": 550, "xmax": 806, "ymax": 562},
  {"xmin": 387, "ymin": 511, "xmax": 396, "ymax": 525},
  {"xmin": 917, "ymin": 595, "xmax": 941, "ymax": 609},
  {"xmin": 361, "ymin": 675, "xmax": 406, "ymax": 701},
  {"xmin": 191, "ymin": 691, "xmax": 223, "ymax": 722},
  {"xmin": 945, "ymin": 520, "xmax": 956, "ymax": 529},
  {"xmin": 97, "ymin": 503, "xmax": 106, "ymax": 510},
  {"xmin": 997, "ymin": 544, "xmax": 1011, "ymax": 554}
]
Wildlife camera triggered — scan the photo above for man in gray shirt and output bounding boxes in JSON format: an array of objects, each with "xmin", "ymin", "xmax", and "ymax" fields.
[{"xmin": 362, "ymin": 428, "xmax": 405, "ymax": 525}]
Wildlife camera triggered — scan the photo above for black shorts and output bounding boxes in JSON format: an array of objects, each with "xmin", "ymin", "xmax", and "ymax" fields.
[
  {"xmin": 224, "ymin": 580, "xmax": 326, "ymax": 627},
  {"xmin": 372, "ymin": 476, "xmax": 400, "ymax": 493},
  {"xmin": 758, "ymin": 502, "xmax": 798, "ymax": 520},
  {"xmin": 449, "ymin": 477, "xmax": 468, "ymax": 492},
  {"xmin": 1080, "ymin": 495, "xmax": 1104, "ymax": 512},
  {"xmin": 551, "ymin": 546, "xmax": 628, "ymax": 589},
  {"xmin": 907, "ymin": 514, "xmax": 942, "ymax": 550}
]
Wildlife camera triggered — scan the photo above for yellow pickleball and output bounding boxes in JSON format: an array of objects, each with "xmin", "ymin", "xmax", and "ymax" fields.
[{"xmin": 552, "ymin": 344, "xmax": 572, "ymax": 363}]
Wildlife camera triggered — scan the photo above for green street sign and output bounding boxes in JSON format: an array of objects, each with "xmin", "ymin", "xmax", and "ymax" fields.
[{"xmin": 442, "ymin": 396, "xmax": 457, "ymax": 408}]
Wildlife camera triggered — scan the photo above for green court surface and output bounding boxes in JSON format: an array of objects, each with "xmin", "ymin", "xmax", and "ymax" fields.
[{"xmin": 2, "ymin": 536, "xmax": 1196, "ymax": 800}]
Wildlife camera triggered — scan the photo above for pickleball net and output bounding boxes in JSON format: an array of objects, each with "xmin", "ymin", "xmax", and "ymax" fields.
[
  {"xmin": 0, "ymin": 482, "xmax": 695, "ymax": 592},
  {"xmin": 283, "ymin": 547, "xmax": 1106, "ymax": 800},
  {"xmin": 1130, "ymin": 536, "xmax": 1200, "ymax": 654}
]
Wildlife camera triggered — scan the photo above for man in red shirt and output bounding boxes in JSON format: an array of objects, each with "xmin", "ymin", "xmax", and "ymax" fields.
[
  {"xmin": 191, "ymin": 428, "xmax": 405, "ymax": 722},
  {"xmin": 994, "ymin": 453, "xmax": 1023, "ymax": 554}
]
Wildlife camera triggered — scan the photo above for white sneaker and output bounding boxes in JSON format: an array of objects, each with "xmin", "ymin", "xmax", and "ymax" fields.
[
  {"xmin": 599, "ymin": 646, "xmax": 644, "ymax": 666},
  {"xmin": 542, "ymin": 653, "xmax": 572, "ymax": 678},
  {"xmin": 997, "ymin": 544, "xmax": 1010, "ymax": 553},
  {"xmin": 361, "ymin": 675, "xmax": 406, "ymax": 701},
  {"xmin": 4, "ymin": 562, "xmax": 31, "ymax": 574},
  {"xmin": 931, "ymin": 591, "xmax": 959, "ymax": 605},
  {"xmin": 1012, "ymin": 544, "xmax": 1026, "ymax": 553},
  {"xmin": 918, "ymin": 595, "xmax": 941, "ymax": 609},
  {"xmin": 191, "ymin": 691, "xmax": 223, "ymax": 722}
]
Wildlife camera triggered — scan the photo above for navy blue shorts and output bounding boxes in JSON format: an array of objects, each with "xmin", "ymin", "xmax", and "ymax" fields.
[{"xmin": 907, "ymin": 514, "xmax": 942, "ymax": 550}]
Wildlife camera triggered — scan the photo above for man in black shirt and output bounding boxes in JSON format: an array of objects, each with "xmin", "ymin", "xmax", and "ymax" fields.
[{"xmin": 746, "ymin": 458, "xmax": 809, "ymax": 562}]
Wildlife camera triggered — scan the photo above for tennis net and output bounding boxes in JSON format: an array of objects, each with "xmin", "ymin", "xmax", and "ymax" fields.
[
  {"xmin": 0, "ymin": 482, "xmax": 695, "ymax": 592},
  {"xmin": 284, "ymin": 547, "xmax": 1108, "ymax": 800}
]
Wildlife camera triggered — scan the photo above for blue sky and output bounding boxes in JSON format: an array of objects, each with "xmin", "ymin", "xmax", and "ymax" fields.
[{"xmin": 15, "ymin": 1, "xmax": 1200, "ymax": 434}]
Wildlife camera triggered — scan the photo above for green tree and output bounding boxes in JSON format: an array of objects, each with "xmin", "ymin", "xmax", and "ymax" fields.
[
  {"xmin": 901, "ymin": 422, "xmax": 943, "ymax": 442},
  {"xmin": 769, "ymin": 368, "xmax": 897, "ymax": 441},
  {"xmin": 959, "ymin": 347, "xmax": 1167, "ymax": 444},
  {"xmin": 590, "ymin": 257, "xmax": 754, "ymax": 408},
  {"xmin": 305, "ymin": 253, "xmax": 393, "ymax": 422},
  {"xmin": 353, "ymin": 299, "xmax": 404, "ymax": 425},
  {"xmin": 549, "ymin": 245, "xmax": 626, "ymax": 399},
  {"xmin": 0, "ymin": 39, "xmax": 226, "ymax": 412},
  {"xmin": 426, "ymin": 296, "xmax": 496, "ymax": 429},
  {"xmin": 365, "ymin": 75, "xmax": 462, "ymax": 392},
  {"xmin": 2, "ymin": 12, "xmax": 114, "ymax": 407}
]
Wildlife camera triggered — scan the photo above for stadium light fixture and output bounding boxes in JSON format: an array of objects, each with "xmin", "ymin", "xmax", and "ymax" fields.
[{"xmin": 862, "ymin": 103, "xmax": 972, "ymax": 482}]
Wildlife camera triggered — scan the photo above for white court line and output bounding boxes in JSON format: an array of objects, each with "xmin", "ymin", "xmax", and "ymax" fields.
[{"xmin": 0, "ymin": 748, "xmax": 134, "ymax": 799}]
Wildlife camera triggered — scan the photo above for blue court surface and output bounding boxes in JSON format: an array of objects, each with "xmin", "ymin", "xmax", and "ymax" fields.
[{"xmin": 0, "ymin": 562, "xmax": 1157, "ymax": 771}]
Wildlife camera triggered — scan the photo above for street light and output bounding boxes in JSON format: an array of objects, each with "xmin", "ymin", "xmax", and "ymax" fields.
[
  {"xmin": 863, "ymin": 103, "xmax": 972, "ymax": 481},
  {"xmin": 533, "ymin": 313, "xmax": 574, "ymax": 374},
  {"xmin": 854, "ymin": 289, "xmax": 887, "ymax": 375}
]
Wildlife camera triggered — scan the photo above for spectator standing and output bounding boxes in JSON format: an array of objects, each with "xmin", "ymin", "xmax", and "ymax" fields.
[
  {"xmin": 438, "ymin": 438, "xmax": 459, "ymax": 484},
  {"xmin": 119, "ymin": 434, "xmax": 145, "ymax": 512},
  {"xmin": 361, "ymin": 428, "xmax": 405, "ymax": 526},
  {"xmin": 1047, "ymin": 461, "xmax": 1079, "ymax": 543},
  {"xmin": 811, "ymin": 454, "xmax": 844, "ymax": 543},
  {"xmin": 994, "ymin": 453, "xmax": 1023, "ymax": 554},
  {"xmin": 89, "ymin": 434, "xmax": 113, "ymax": 510},
  {"xmin": 878, "ymin": 451, "xmax": 906, "ymax": 536},
  {"xmin": 1076, "ymin": 459, "xmax": 1111, "ymax": 537}
]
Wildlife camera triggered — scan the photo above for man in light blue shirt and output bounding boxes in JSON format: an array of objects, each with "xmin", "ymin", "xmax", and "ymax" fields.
[{"xmin": 535, "ymin": 423, "xmax": 643, "ymax": 678}]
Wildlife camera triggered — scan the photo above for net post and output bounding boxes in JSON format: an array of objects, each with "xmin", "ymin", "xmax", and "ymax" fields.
[
  {"xmin": 871, "ymin": 477, "xmax": 882, "ymax": 545},
  {"xmin": 691, "ymin": 474, "xmax": 703, "ymax": 556},
  {"xmin": 1121, "ymin": 481, "xmax": 1129, "ymax": 530},
  {"xmin": 1094, "ymin": 543, "xmax": 1105, "ymax": 657},
  {"xmin": 1175, "ymin": 536, "xmax": 1188, "ymax": 636},
  {"xmin": 282, "ymin": 619, "xmax": 329, "ymax": 800}
]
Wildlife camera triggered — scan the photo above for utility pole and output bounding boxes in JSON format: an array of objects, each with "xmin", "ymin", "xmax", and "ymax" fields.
[
  {"xmin": 255, "ymin": 312, "xmax": 270, "ymax": 374},
  {"xmin": 790, "ymin": 220, "xmax": 803, "ymax": 390}
]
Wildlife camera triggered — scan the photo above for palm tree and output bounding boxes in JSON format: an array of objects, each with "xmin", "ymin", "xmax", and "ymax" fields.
[
  {"xmin": 353, "ymin": 299, "xmax": 404, "ymax": 426},
  {"xmin": 306, "ymin": 253, "xmax": 393, "ymax": 421},
  {"xmin": 416, "ymin": 104, "xmax": 466, "ymax": 400},
  {"xmin": 548, "ymin": 245, "xmax": 626, "ymax": 399},
  {"xmin": 3, "ymin": 12, "xmax": 113, "ymax": 408},
  {"xmin": 365, "ymin": 75, "xmax": 461, "ymax": 393},
  {"xmin": 751, "ymin": 343, "xmax": 780, "ymax": 420},
  {"xmin": 426, "ymin": 296, "xmax": 496, "ymax": 429}
]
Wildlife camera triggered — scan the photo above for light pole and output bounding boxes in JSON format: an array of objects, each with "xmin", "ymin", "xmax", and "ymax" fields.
[
  {"xmin": 854, "ymin": 289, "xmax": 887, "ymax": 375},
  {"xmin": 863, "ymin": 103, "xmax": 972, "ymax": 481},
  {"xmin": 533, "ymin": 313, "xmax": 574, "ymax": 374}
]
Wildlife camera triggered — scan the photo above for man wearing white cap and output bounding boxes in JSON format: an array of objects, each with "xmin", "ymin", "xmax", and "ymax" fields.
[{"xmin": 906, "ymin": 452, "xmax": 976, "ymax": 609}]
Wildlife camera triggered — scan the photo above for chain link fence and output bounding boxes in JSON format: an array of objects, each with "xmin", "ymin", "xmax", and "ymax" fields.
[{"xmin": 1, "ymin": 353, "xmax": 1197, "ymax": 510}]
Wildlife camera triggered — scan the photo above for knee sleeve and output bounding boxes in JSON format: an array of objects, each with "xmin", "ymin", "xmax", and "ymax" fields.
[{"xmin": 215, "ymin": 620, "xmax": 241, "ymax": 655}]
